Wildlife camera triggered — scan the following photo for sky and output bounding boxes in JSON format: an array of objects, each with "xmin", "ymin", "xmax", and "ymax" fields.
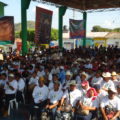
[{"xmin": 1, "ymin": 0, "xmax": 120, "ymax": 32}]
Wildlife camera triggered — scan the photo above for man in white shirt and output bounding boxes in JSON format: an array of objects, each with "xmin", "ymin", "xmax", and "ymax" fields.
[
  {"xmin": 35, "ymin": 66, "xmax": 45, "ymax": 78},
  {"xmin": 111, "ymin": 71, "xmax": 120, "ymax": 88},
  {"xmin": 91, "ymin": 71, "xmax": 103, "ymax": 87},
  {"xmin": 100, "ymin": 87, "xmax": 120, "ymax": 120},
  {"xmin": 28, "ymin": 71, "xmax": 39, "ymax": 91},
  {"xmin": 63, "ymin": 71, "xmax": 72, "ymax": 91},
  {"xmin": 4, "ymin": 73, "xmax": 18, "ymax": 113},
  {"xmin": 48, "ymin": 74, "xmax": 62, "ymax": 91},
  {"xmin": 46, "ymin": 81, "xmax": 63, "ymax": 119},
  {"xmin": 101, "ymin": 72, "xmax": 115, "ymax": 92},
  {"xmin": 44, "ymin": 67, "xmax": 52, "ymax": 86},
  {"xmin": 15, "ymin": 73, "xmax": 25, "ymax": 103},
  {"xmin": 32, "ymin": 77, "xmax": 49, "ymax": 117},
  {"xmin": 61, "ymin": 80, "xmax": 82, "ymax": 108}
]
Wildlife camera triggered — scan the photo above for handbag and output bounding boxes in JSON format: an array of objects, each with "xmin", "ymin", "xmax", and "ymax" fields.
[{"xmin": 61, "ymin": 90, "xmax": 73, "ymax": 112}]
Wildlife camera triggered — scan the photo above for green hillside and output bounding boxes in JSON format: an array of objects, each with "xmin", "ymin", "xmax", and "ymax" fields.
[{"xmin": 15, "ymin": 21, "xmax": 35, "ymax": 31}]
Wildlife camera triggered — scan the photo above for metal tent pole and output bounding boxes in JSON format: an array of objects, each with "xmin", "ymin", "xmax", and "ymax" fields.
[
  {"xmin": 21, "ymin": 0, "xmax": 31, "ymax": 56},
  {"xmin": 83, "ymin": 12, "xmax": 87, "ymax": 46},
  {"xmin": 58, "ymin": 6, "xmax": 67, "ymax": 49}
]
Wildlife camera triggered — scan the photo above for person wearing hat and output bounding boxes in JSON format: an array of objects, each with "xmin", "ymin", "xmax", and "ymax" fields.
[
  {"xmin": 101, "ymin": 72, "xmax": 115, "ymax": 92},
  {"xmin": 76, "ymin": 72, "xmax": 88, "ymax": 87},
  {"xmin": 4, "ymin": 73, "xmax": 18, "ymax": 116},
  {"xmin": 32, "ymin": 77, "xmax": 49, "ymax": 117},
  {"xmin": 46, "ymin": 81, "xmax": 63, "ymax": 119},
  {"xmin": 62, "ymin": 71, "xmax": 72, "ymax": 90},
  {"xmin": 111, "ymin": 71, "xmax": 119, "ymax": 88},
  {"xmin": 100, "ymin": 87, "xmax": 120, "ymax": 120},
  {"xmin": 60, "ymin": 80, "xmax": 82, "ymax": 109}
]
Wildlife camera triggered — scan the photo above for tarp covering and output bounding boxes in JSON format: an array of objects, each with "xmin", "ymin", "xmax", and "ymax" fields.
[{"xmin": 34, "ymin": 0, "xmax": 120, "ymax": 11}]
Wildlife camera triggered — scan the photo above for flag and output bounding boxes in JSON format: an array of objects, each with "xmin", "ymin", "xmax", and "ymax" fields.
[
  {"xmin": 35, "ymin": 7, "xmax": 53, "ymax": 44},
  {"xmin": 69, "ymin": 19, "xmax": 85, "ymax": 39},
  {"xmin": 0, "ymin": 16, "xmax": 14, "ymax": 43}
]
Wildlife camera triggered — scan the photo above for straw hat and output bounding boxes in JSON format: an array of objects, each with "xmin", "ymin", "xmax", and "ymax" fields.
[
  {"xmin": 66, "ymin": 71, "xmax": 72, "ymax": 76},
  {"xmin": 111, "ymin": 72, "xmax": 117, "ymax": 76},
  {"xmin": 69, "ymin": 80, "xmax": 76, "ymax": 86},
  {"xmin": 108, "ymin": 87, "xmax": 117, "ymax": 93},
  {"xmin": 102, "ymin": 72, "xmax": 111, "ymax": 77}
]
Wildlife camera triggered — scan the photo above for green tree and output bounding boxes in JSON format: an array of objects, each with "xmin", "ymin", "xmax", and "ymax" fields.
[
  {"xmin": 15, "ymin": 28, "xmax": 58, "ymax": 44},
  {"xmin": 91, "ymin": 25, "xmax": 120, "ymax": 32},
  {"xmin": 51, "ymin": 28, "xmax": 58, "ymax": 41}
]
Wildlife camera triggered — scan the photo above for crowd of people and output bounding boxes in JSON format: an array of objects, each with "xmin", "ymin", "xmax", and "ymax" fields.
[{"xmin": 0, "ymin": 45, "xmax": 120, "ymax": 120}]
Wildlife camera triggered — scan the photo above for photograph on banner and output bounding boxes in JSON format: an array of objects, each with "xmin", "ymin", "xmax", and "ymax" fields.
[
  {"xmin": 35, "ymin": 7, "xmax": 53, "ymax": 44},
  {"xmin": 69, "ymin": 19, "xmax": 85, "ymax": 39},
  {"xmin": 0, "ymin": 16, "xmax": 15, "ymax": 43}
]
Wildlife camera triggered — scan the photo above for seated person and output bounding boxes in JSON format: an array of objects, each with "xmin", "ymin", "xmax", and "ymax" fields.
[
  {"xmin": 46, "ymin": 81, "xmax": 63, "ymax": 120},
  {"xmin": 75, "ymin": 88, "xmax": 98, "ymax": 120},
  {"xmin": 15, "ymin": 73, "xmax": 25, "ymax": 103},
  {"xmin": 48, "ymin": 74, "xmax": 62, "ymax": 91},
  {"xmin": 90, "ymin": 71, "xmax": 103, "ymax": 87},
  {"xmin": 100, "ymin": 87, "xmax": 120, "ymax": 120},
  {"xmin": 60, "ymin": 80, "xmax": 82, "ymax": 110},
  {"xmin": 32, "ymin": 77, "xmax": 49, "ymax": 118},
  {"xmin": 4, "ymin": 73, "xmax": 17, "ymax": 116},
  {"xmin": 28, "ymin": 71, "xmax": 39, "ymax": 91},
  {"xmin": 79, "ymin": 80, "xmax": 91, "ymax": 96},
  {"xmin": 101, "ymin": 72, "xmax": 115, "ymax": 93}
]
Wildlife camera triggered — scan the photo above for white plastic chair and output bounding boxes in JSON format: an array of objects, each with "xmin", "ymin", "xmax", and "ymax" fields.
[{"xmin": 8, "ymin": 98, "xmax": 18, "ymax": 115}]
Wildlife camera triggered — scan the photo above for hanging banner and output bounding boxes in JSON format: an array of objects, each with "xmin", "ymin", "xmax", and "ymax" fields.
[
  {"xmin": 35, "ymin": 7, "xmax": 53, "ymax": 44},
  {"xmin": 0, "ymin": 16, "xmax": 14, "ymax": 43},
  {"xmin": 69, "ymin": 19, "xmax": 85, "ymax": 39}
]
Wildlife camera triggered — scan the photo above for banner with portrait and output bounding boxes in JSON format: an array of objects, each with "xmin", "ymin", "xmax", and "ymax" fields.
[
  {"xmin": 35, "ymin": 7, "xmax": 53, "ymax": 44},
  {"xmin": 0, "ymin": 16, "xmax": 14, "ymax": 43},
  {"xmin": 69, "ymin": 19, "xmax": 85, "ymax": 39}
]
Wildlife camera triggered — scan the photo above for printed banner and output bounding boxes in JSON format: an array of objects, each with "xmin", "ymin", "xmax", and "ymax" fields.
[
  {"xmin": 35, "ymin": 7, "xmax": 53, "ymax": 44},
  {"xmin": 69, "ymin": 19, "xmax": 85, "ymax": 39},
  {"xmin": 0, "ymin": 16, "xmax": 14, "ymax": 42}
]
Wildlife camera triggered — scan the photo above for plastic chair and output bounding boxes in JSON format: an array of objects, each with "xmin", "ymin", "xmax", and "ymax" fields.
[{"xmin": 8, "ymin": 98, "xmax": 18, "ymax": 116}]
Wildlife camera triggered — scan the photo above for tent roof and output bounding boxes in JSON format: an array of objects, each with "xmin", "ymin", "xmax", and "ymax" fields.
[
  {"xmin": 33, "ymin": 0, "xmax": 120, "ymax": 11},
  {"xmin": 0, "ymin": 1, "xmax": 7, "ymax": 6}
]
